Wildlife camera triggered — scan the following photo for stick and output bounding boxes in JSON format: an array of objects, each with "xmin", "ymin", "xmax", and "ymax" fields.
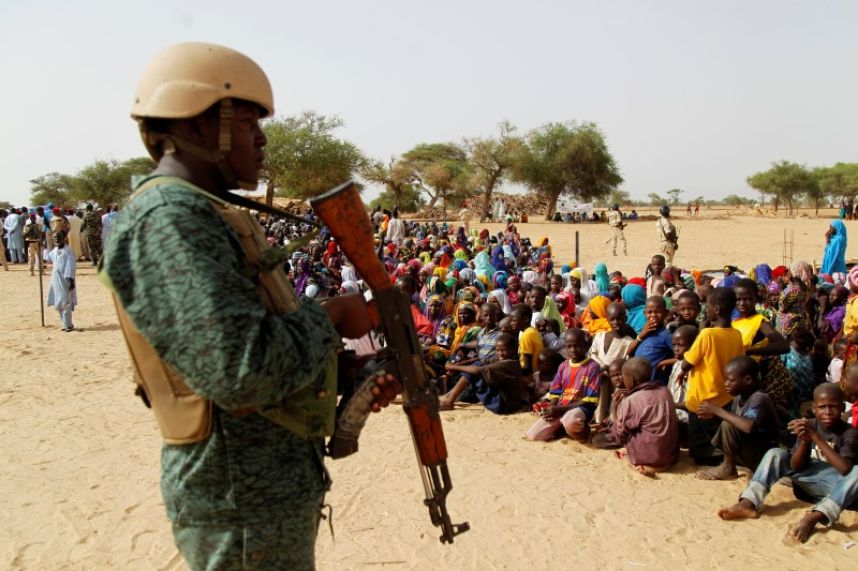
[
  {"xmin": 575, "ymin": 231, "xmax": 579, "ymax": 268},
  {"xmin": 37, "ymin": 241, "xmax": 45, "ymax": 327}
]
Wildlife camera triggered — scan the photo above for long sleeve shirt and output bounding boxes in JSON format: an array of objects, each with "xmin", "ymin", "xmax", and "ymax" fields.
[{"xmin": 103, "ymin": 176, "xmax": 340, "ymax": 526}]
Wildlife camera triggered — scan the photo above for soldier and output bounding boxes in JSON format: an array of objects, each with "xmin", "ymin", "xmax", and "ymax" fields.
[
  {"xmin": 102, "ymin": 43, "xmax": 399, "ymax": 570},
  {"xmin": 23, "ymin": 213, "xmax": 44, "ymax": 276},
  {"xmin": 606, "ymin": 203, "xmax": 627, "ymax": 256},
  {"xmin": 80, "ymin": 204, "xmax": 102, "ymax": 266},
  {"xmin": 656, "ymin": 204, "xmax": 678, "ymax": 266}
]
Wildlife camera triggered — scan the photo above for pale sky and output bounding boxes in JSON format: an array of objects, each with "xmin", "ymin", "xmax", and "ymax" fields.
[{"xmin": 2, "ymin": 0, "xmax": 857, "ymax": 207}]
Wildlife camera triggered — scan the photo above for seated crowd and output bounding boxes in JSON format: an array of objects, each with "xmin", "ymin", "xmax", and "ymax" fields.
[{"xmin": 278, "ymin": 210, "xmax": 858, "ymax": 545}]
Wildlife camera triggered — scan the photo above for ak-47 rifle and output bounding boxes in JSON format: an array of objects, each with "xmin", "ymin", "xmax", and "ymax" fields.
[{"xmin": 310, "ymin": 181, "xmax": 469, "ymax": 544}]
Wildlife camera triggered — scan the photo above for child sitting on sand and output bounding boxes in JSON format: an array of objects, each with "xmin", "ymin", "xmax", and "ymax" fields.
[
  {"xmin": 696, "ymin": 356, "xmax": 779, "ymax": 480},
  {"xmin": 611, "ymin": 357, "xmax": 679, "ymax": 475},
  {"xmin": 668, "ymin": 325, "xmax": 698, "ymax": 433},
  {"xmin": 589, "ymin": 302, "xmax": 635, "ymax": 422},
  {"xmin": 527, "ymin": 328, "xmax": 601, "ymax": 442},
  {"xmin": 718, "ymin": 383, "xmax": 858, "ymax": 544},
  {"xmin": 443, "ymin": 333, "xmax": 529, "ymax": 414},
  {"xmin": 533, "ymin": 348, "xmax": 565, "ymax": 399},
  {"xmin": 675, "ymin": 287, "xmax": 745, "ymax": 465},
  {"xmin": 592, "ymin": 358, "xmax": 626, "ymax": 449}
]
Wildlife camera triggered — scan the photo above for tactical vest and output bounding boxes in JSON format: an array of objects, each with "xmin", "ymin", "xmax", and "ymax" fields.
[{"xmin": 107, "ymin": 176, "xmax": 337, "ymax": 444}]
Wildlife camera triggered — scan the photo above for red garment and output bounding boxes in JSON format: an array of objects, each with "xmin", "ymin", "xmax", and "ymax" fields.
[
  {"xmin": 628, "ymin": 277, "xmax": 646, "ymax": 288},
  {"xmin": 851, "ymin": 405, "xmax": 858, "ymax": 429},
  {"xmin": 411, "ymin": 305, "xmax": 435, "ymax": 336}
]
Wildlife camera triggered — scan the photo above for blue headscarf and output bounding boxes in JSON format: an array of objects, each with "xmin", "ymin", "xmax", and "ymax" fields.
[
  {"xmin": 594, "ymin": 262, "xmax": 609, "ymax": 294},
  {"xmin": 621, "ymin": 284, "xmax": 648, "ymax": 333},
  {"xmin": 754, "ymin": 264, "xmax": 772, "ymax": 286},
  {"xmin": 454, "ymin": 259, "xmax": 468, "ymax": 272},
  {"xmin": 821, "ymin": 220, "xmax": 848, "ymax": 275}
]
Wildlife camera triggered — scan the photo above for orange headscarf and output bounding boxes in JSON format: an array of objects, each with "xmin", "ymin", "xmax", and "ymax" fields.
[{"xmin": 586, "ymin": 295, "xmax": 612, "ymax": 335}]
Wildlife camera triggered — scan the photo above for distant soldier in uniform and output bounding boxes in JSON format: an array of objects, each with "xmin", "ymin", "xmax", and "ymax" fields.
[
  {"xmin": 606, "ymin": 204, "xmax": 627, "ymax": 256},
  {"xmin": 656, "ymin": 205, "xmax": 678, "ymax": 266},
  {"xmin": 80, "ymin": 204, "xmax": 102, "ymax": 266},
  {"xmin": 103, "ymin": 43, "xmax": 399, "ymax": 570}
]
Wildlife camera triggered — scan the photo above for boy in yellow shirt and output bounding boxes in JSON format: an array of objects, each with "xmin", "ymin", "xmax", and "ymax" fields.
[{"xmin": 675, "ymin": 287, "xmax": 744, "ymax": 465}]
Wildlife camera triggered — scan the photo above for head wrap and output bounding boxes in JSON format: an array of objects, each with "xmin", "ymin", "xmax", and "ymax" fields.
[
  {"xmin": 586, "ymin": 295, "xmax": 612, "ymax": 335},
  {"xmin": 487, "ymin": 289, "xmax": 513, "ymax": 315},
  {"xmin": 748, "ymin": 264, "xmax": 769, "ymax": 285},
  {"xmin": 593, "ymin": 262, "xmax": 609, "ymax": 293},
  {"xmin": 627, "ymin": 277, "xmax": 646, "ymax": 288},
  {"xmin": 340, "ymin": 281, "xmax": 360, "ymax": 294},
  {"xmin": 621, "ymin": 284, "xmax": 648, "ymax": 334},
  {"xmin": 493, "ymin": 270, "xmax": 509, "ymax": 290},
  {"xmin": 832, "ymin": 272, "xmax": 847, "ymax": 286},
  {"xmin": 771, "ymin": 265, "xmax": 788, "ymax": 281}
]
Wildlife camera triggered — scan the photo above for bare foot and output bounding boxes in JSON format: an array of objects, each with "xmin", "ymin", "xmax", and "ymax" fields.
[
  {"xmin": 717, "ymin": 499, "xmax": 759, "ymax": 520},
  {"xmin": 696, "ymin": 462, "xmax": 738, "ymax": 481},
  {"xmin": 784, "ymin": 511, "xmax": 826, "ymax": 545},
  {"xmin": 636, "ymin": 464, "xmax": 669, "ymax": 477},
  {"xmin": 438, "ymin": 395, "xmax": 455, "ymax": 410},
  {"xmin": 614, "ymin": 449, "xmax": 627, "ymax": 461}
]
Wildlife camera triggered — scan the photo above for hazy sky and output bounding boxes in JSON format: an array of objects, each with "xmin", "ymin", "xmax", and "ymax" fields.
[{"xmin": 2, "ymin": 0, "xmax": 857, "ymax": 207}]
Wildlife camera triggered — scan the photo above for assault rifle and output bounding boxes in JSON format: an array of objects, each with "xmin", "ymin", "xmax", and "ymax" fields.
[{"xmin": 310, "ymin": 181, "xmax": 469, "ymax": 544}]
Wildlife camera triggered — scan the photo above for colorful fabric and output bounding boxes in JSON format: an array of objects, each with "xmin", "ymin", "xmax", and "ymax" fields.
[
  {"xmin": 782, "ymin": 348, "xmax": 815, "ymax": 404},
  {"xmin": 593, "ymin": 262, "xmax": 610, "ymax": 293},
  {"xmin": 547, "ymin": 358, "xmax": 602, "ymax": 406},
  {"xmin": 777, "ymin": 282, "xmax": 810, "ymax": 336}
]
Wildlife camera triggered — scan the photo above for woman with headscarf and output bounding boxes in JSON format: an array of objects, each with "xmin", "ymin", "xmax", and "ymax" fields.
[
  {"xmin": 536, "ymin": 237, "xmax": 552, "ymax": 259},
  {"xmin": 554, "ymin": 291, "xmax": 578, "ymax": 329},
  {"xmin": 819, "ymin": 285, "xmax": 848, "ymax": 343},
  {"xmin": 821, "ymin": 220, "xmax": 848, "ymax": 276},
  {"xmin": 584, "ymin": 295, "xmax": 612, "ymax": 335},
  {"xmin": 621, "ymin": 284, "xmax": 648, "ymax": 334},
  {"xmin": 491, "ymin": 243, "xmax": 509, "ymax": 273},
  {"xmin": 593, "ymin": 262, "xmax": 610, "ymax": 295},
  {"xmin": 474, "ymin": 250, "xmax": 495, "ymax": 282},
  {"xmin": 778, "ymin": 273, "xmax": 811, "ymax": 337},
  {"xmin": 423, "ymin": 294, "xmax": 448, "ymax": 342},
  {"xmin": 754, "ymin": 264, "xmax": 773, "ymax": 286},
  {"xmin": 487, "ymin": 289, "xmax": 513, "ymax": 315}
]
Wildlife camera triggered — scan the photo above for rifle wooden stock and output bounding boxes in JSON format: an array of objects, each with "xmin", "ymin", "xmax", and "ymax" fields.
[{"xmin": 310, "ymin": 181, "xmax": 469, "ymax": 543}]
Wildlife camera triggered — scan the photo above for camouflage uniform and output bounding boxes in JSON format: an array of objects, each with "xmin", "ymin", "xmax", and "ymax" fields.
[
  {"xmin": 103, "ymin": 177, "xmax": 341, "ymax": 570},
  {"xmin": 81, "ymin": 210, "xmax": 103, "ymax": 264}
]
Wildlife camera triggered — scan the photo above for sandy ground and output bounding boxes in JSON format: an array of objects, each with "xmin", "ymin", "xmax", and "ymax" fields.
[{"xmin": 2, "ymin": 214, "xmax": 858, "ymax": 570}]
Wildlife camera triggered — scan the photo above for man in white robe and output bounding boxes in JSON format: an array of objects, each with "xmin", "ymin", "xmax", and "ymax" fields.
[{"xmin": 47, "ymin": 230, "xmax": 77, "ymax": 331}]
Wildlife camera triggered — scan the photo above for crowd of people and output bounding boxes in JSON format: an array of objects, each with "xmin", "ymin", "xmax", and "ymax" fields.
[
  {"xmin": 1, "ymin": 203, "xmax": 119, "ymax": 330},
  {"xmin": 268, "ymin": 207, "xmax": 858, "ymax": 545}
]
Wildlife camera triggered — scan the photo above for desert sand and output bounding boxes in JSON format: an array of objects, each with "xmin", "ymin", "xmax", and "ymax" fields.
[{"xmin": 2, "ymin": 213, "xmax": 857, "ymax": 570}]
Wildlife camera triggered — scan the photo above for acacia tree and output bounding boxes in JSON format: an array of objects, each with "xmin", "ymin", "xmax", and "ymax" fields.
[
  {"xmin": 746, "ymin": 160, "xmax": 815, "ymax": 215},
  {"xmin": 400, "ymin": 142, "xmax": 472, "ymax": 220},
  {"xmin": 511, "ymin": 121, "xmax": 622, "ymax": 221},
  {"xmin": 815, "ymin": 163, "xmax": 858, "ymax": 207},
  {"xmin": 262, "ymin": 112, "xmax": 365, "ymax": 202},
  {"xmin": 647, "ymin": 192, "xmax": 664, "ymax": 207},
  {"xmin": 465, "ymin": 121, "xmax": 521, "ymax": 222},
  {"xmin": 667, "ymin": 188, "xmax": 683, "ymax": 205},
  {"xmin": 360, "ymin": 157, "xmax": 417, "ymax": 212},
  {"xmin": 30, "ymin": 172, "xmax": 76, "ymax": 206}
]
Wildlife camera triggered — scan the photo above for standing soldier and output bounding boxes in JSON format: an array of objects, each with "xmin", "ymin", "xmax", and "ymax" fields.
[
  {"xmin": 656, "ymin": 204, "xmax": 678, "ymax": 266},
  {"xmin": 102, "ymin": 43, "xmax": 399, "ymax": 570},
  {"xmin": 23, "ymin": 213, "xmax": 44, "ymax": 276},
  {"xmin": 80, "ymin": 204, "xmax": 102, "ymax": 266},
  {"xmin": 606, "ymin": 203, "xmax": 627, "ymax": 256}
]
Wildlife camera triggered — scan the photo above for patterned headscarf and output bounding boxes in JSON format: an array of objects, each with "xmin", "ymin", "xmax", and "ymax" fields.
[{"xmin": 849, "ymin": 266, "xmax": 858, "ymax": 289}]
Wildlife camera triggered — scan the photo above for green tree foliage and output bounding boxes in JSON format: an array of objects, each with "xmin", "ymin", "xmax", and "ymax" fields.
[
  {"xmin": 667, "ymin": 188, "xmax": 683, "ymax": 205},
  {"xmin": 511, "ymin": 121, "xmax": 622, "ymax": 221},
  {"xmin": 262, "ymin": 112, "xmax": 365, "ymax": 200},
  {"xmin": 29, "ymin": 172, "xmax": 76, "ymax": 206},
  {"xmin": 360, "ymin": 157, "xmax": 418, "ymax": 212},
  {"xmin": 815, "ymin": 163, "xmax": 858, "ymax": 205},
  {"xmin": 368, "ymin": 186, "xmax": 425, "ymax": 213},
  {"xmin": 722, "ymin": 194, "xmax": 753, "ymax": 207},
  {"xmin": 400, "ymin": 142, "xmax": 472, "ymax": 219},
  {"xmin": 746, "ymin": 160, "xmax": 816, "ymax": 214},
  {"xmin": 29, "ymin": 157, "xmax": 155, "ymax": 207},
  {"xmin": 465, "ymin": 121, "xmax": 522, "ymax": 222},
  {"xmin": 72, "ymin": 157, "xmax": 156, "ymax": 206},
  {"xmin": 647, "ymin": 192, "xmax": 665, "ymax": 206},
  {"xmin": 0, "ymin": 200, "xmax": 13, "ymax": 210}
]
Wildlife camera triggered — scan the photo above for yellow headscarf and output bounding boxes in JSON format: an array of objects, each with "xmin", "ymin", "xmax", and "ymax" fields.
[{"xmin": 586, "ymin": 295, "xmax": 612, "ymax": 335}]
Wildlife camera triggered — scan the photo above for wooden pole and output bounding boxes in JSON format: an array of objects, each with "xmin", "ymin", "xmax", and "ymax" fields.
[
  {"xmin": 37, "ymin": 241, "xmax": 45, "ymax": 327},
  {"xmin": 575, "ymin": 231, "xmax": 580, "ymax": 268}
]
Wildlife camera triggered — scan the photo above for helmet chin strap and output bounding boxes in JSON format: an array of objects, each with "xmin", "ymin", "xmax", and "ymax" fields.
[{"xmin": 142, "ymin": 98, "xmax": 258, "ymax": 190}]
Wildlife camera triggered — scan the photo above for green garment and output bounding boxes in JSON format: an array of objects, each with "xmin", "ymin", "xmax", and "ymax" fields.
[{"xmin": 103, "ymin": 176, "xmax": 341, "ymax": 529}]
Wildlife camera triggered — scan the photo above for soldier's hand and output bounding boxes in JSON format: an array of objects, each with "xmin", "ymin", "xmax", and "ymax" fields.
[{"xmin": 370, "ymin": 373, "xmax": 402, "ymax": 412}]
